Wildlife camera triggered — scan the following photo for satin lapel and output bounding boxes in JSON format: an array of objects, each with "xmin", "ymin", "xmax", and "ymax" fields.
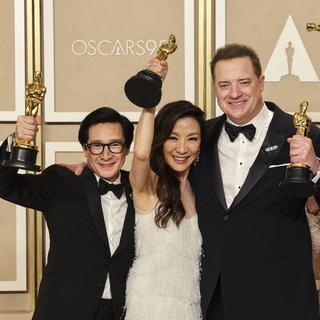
[
  {"xmin": 113, "ymin": 171, "xmax": 135, "ymax": 256},
  {"xmin": 206, "ymin": 116, "xmax": 228, "ymax": 210},
  {"xmin": 229, "ymin": 103, "xmax": 293, "ymax": 211},
  {"xmin": 81, "ymin": 167, "xmax": 110, "ymax": 251}
]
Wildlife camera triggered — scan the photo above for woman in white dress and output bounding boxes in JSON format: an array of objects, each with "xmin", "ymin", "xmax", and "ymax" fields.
[{"xmin": 125, "ymin": 61, "xmax": 205, "ymax": 320}]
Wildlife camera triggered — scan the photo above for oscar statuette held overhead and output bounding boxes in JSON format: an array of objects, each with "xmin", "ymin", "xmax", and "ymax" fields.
[
  {"xmin": 2, "ymin": 71, "xmax": 46, "ymax": 172},
  {"xmin": 124, "ymin": 34, "xmax": 177, "ymax": 108}
]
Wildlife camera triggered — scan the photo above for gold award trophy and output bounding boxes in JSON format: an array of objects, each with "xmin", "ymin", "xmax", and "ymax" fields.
[
  {"xmin": 279, "ymin": 101, "xmax": 317, "ymax": 198},
  {"xmin": 124, "ymin": 34, "xmax": 177, "ymax": 108},
  {"xmin": 2, "ymin": 71, "xmax": 46, "ymax": 172},
  {"xmin": 307, "ymin": 22, "xmax": 320, "ymax": 32}
]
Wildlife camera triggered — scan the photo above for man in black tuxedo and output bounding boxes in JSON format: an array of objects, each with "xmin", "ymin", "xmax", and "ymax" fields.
[
  {"xmin": 0, "ymin": 107, "xmax": 135, "ymax": 320},
  {"xmin": 190, "ymin": 44, "xmax": 320, "ymax": 319}
]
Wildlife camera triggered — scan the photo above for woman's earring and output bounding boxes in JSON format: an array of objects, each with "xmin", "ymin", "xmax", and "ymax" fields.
[{"xmin": 194, "ymin": 150, "xmax": 200, "ymax": 166}]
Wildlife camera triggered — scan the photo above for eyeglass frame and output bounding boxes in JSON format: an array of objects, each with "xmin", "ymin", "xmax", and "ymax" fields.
[{"xmin": 85, "ymin": 141, "xmax": 126, "ymax": 155}]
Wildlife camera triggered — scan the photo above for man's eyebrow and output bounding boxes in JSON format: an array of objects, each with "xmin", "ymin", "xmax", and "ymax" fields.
[{"xmin": 88, "ymin": 139, "xmax": 124, "ymax": 144}]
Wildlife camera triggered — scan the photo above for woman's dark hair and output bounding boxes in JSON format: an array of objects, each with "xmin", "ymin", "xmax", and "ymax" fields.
[
  {"xmin": 78, "ymin": 107, "xmax": 134, "ymax": 148},
  {"xmin": 150, "ymin": 100, "xmax": 205, "ymax": 228}
]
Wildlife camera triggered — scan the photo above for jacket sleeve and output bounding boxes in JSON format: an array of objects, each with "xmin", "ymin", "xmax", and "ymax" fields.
[
  {"xmin": 310, "ymin": 126, "xmax": 320, "ymax": 205},
  {"xmin": 0, "ymin": 136, "xmax": 12, "ymax": 160},
  {"xmin": 0, "ymin": 140, "xmax": 61, "ymax": 212}
]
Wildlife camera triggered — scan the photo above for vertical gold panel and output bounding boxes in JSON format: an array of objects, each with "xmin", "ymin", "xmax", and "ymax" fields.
[
  {"xmin": 25, "ymin": 0, "xmax": 37, "ymax": 312},
  {"xmin": 197, "ymin": 0, "xmax": 213, "ymax": 118},
  {"xmin": 26, "ymin": 0, "xmax": 33, "ymax": 84},
  {"xmin": 25, "ymin": 0, "xmax": 44, "ymax": 307},
  {"xmin": 205, "ymin": 0, "xmax": 213, "ymax": 119},
  {"xmin": 197, "ymin": 0, "xmax": 206, "ymax": 109},
  {"xmin": 33, "ymin": 0, "xmax": 44, "ymax": 296}
]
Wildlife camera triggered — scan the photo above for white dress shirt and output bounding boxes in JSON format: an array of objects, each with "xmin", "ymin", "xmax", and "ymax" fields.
[
  {"xmin": 95, "ymin": 173, "xmax": 128, "ymax": 299},
  {"xmin": 218, "ymin": 104, "xmax": 274, "ymax": 208}
]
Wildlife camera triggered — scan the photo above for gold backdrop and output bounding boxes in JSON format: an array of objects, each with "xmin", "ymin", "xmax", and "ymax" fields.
[{"xmin": 0, "ymin": 1, "xmax": 319, "ymax": 319}]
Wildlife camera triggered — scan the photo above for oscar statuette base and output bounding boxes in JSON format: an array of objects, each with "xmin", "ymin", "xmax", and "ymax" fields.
[
  {"xmin": 2, "ymin": 144, "xmax": 40, "ymax": 172},
  {"xmin": 124, "ymin": 70, "xmax": 162, "ymax": 108},
  {"xmin": 279, "ymin": 165, "xmax": 317, "ymax": 198}
]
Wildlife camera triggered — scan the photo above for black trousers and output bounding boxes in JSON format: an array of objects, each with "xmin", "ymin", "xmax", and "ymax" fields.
[
  {"xmin": 206, "ymin": 279, "xmax": 226, "ymax": 320},
  {"xmin": 93, "ymin": 299, "xmax": 115, "ymax": 320}
]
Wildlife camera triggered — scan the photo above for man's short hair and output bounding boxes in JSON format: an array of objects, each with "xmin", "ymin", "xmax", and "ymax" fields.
[
  {"xmin": 78, "ymin": 107, "xmax": 134, "ymax": 149},
  {"xmin": 210, "ymin": 43, "xmax": 262, "ymax": 80}
]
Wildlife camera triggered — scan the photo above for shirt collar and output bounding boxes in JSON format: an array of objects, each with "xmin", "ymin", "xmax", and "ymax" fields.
[
  {"xmin": 226, "ymin": 103, "xmax": 273, "ymax": 141},
  {"xmin": 94, "ymin": 172, "xmax": 122, "ymax": 185}
]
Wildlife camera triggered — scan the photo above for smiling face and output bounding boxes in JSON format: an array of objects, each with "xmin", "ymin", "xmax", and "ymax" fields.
[
  {"xmin": 214, "ymin": 56, "xmax": 265, "ymax": 125},
  {"xmin": 83, "ymin": 122, "xmax": 129, "ymax": 181},
  {"xmin": 163, "ymin": 116, "xmax": 201, "ymax": 178}
]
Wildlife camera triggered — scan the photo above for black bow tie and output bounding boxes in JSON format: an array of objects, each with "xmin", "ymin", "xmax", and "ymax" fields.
[
  {"xmin": 224, "ymin": 122, "xmax": 256, "ymax": 142},
  {"xmin": 98, "ymin": 179, "xmax": 124, "ymax": 199}
]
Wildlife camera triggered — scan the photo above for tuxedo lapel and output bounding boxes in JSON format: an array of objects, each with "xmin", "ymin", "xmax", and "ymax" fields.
[
  {"xmin": 229, "ymin": 102, "xmax": 294, "ymax": 210},
  {"xmin": 113, "ymin": 171, "xmax": 135, "ymax": 257},
  {"xmin": 205, "ymin": 115, "xmax": 228, "ymax": 210},
  {"xmin": 81, "ymin": 166, "xmax": 110, "ymax": 251}
]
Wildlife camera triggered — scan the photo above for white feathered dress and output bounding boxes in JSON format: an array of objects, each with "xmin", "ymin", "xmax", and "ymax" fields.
[{"xmin": 125, "ymin": 205, "xmax": 202, "ymax": 320}]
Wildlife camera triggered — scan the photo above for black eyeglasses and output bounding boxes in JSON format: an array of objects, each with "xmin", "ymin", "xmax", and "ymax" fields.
[{"xmin": 85, "ymin": 141, "xmax": 125, "ymax": 155}]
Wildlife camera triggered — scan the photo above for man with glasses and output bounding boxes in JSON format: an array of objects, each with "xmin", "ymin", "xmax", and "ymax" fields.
[{"xmin": 0, "ymin": 107, "xmax": 135, "ymax": 320}]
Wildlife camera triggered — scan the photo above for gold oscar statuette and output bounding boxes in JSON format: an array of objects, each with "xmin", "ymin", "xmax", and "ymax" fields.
[
  {"xmin": 2, "ymin": 71, "xmax": 46, "ymax": 172},
  {"xmin": 124, "ymin": 34, "xmax": 177, "ymax": 108},
  {"xmin": 279, "ymin": 101, "xmax": 317, "ymax": 198},
  {"xmin": 307, "ymin": 22, "xmax": 320, "ymax": 32}
]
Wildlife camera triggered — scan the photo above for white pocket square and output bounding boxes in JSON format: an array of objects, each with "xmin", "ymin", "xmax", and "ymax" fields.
[{"xmin": 269, "ymin": 163, "xmax": 290, "ymax": 168}]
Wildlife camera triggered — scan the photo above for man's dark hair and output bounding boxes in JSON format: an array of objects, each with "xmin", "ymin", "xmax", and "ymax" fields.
[
  {"xmin": 78, "ymin": 107, "xmax": 134, "ymax": 148},
  {"xmin": 210, "ymin": 43, "xmax": 262, "ymax": 79}
]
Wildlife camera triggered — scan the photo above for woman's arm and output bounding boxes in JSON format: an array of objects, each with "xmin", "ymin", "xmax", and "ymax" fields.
[
  {"xmin": 129, "ymin": 58, "xmax": 167, "ymax": 194},
  {"xmin": 306, "ymin": 212, "xmax": 320, "ymax": 255},
  {"xmin": 306, "ymin": 196, "xmax": 320, "ymax": 255},
  {"xmin": 130, "ymin": 107, "xmax": 156, "ymax": 194}
]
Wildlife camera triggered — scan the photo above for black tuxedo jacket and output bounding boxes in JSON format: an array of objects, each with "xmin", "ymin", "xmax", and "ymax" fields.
[
  {"xmin": 0, "ymin": 144, "xmax": 135, "ymax": 320},
  {"xmin": 191, "ymin": 102, "xmax": 320, "ymax": 320}
]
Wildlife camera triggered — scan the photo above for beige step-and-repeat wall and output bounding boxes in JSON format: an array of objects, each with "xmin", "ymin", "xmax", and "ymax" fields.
[{"xmin": 0, "ymin": 0, "xmax": 319, "ymax": 318}]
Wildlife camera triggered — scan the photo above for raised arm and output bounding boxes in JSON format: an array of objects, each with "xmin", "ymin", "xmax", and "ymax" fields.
[
  {"xmin": 130, "ymin": 107, "xmax": 156, "ymax": 193},
  {"xmin": 0, "ymin": 115, "xmax": 58, "ymax": 211}
]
